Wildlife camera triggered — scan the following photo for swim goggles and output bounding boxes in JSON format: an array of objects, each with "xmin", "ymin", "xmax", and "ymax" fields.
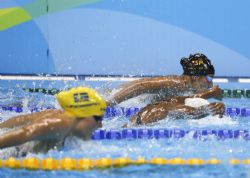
[
  {"xmin": 94, "ymin": 116, "xmax": 104, "ymax": 122},
  {"xmin": 205, "ymin": 75, "xmax": 213, "ymax": 83}
]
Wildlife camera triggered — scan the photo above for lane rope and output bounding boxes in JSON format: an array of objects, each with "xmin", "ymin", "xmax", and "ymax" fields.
[
  {"xmin": 0, "ymin": 157, "xmax": 249, "ymax": 171},
  {"xmin": 1, "ymin": 106, "xmax": 250, "ymax": 117},
  {"xmin": 92, "ymin": 129, "xmax": 250, "ymax": 140}
]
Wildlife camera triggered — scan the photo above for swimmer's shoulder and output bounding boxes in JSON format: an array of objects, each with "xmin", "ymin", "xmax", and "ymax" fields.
[
  {"xmin": 35, "ymin": 110, "xmax": 75, "ymax": 124},
  {"xmin": 19, "ymin": 109, "xmax": 63, "ymax": 120},
  {"xmin": 32, "ymin": 111, "xmax": 76, "ymax": 131},
  {"xmin": 33, "ymin": 109, "xmax": 64, "ymax": 118}
]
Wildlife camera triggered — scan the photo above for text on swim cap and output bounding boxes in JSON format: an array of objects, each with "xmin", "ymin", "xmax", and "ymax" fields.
[
  {"xmin": 192, "ymin": 59, "xmax": 204, "ymax": 66},
  {"xmin": 73, "ymin": 92, "xmax": 90, "ymax": 103}
]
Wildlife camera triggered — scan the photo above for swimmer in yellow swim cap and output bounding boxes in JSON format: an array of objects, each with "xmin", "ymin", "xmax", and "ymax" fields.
[{"xmin": 0, "ymin": 87, "xmax": 106, "ymax": 153}]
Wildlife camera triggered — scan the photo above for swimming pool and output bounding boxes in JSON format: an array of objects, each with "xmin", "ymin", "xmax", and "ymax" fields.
[{"xmin": 0, "ymin": 80, "xmax": 250, "ymax": 178}]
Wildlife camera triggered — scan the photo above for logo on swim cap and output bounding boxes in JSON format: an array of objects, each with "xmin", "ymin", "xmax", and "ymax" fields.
[
  {"xmin": 56, "ymin": 87, "xmax": 107, "ymax": 118},
  {"xmin": 180, "ymin": 53, "xmax": 215, "ymax": 76}
]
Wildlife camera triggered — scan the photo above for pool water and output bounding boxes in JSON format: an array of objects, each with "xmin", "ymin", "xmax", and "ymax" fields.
[{"xmin": 0, "ymin": 80, "xmax": 250, "ymax": 178}]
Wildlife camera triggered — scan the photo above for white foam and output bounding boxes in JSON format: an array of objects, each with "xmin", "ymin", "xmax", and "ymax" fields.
[{"xmin": 185, "ymin": 98, "xmax": 210, "ymax": 108}]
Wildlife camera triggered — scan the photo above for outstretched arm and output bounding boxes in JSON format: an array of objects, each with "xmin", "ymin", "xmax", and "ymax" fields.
[
  {"xmin": 0, "ymin": 116, "xmax": 72, "ymax": 149},
  {"xmin": 108, "ymin": 77, "xmax": 188, "ymax": 106},
  {"xmin": 130, "ymin": 102, "xmax": 225, "ymax": 125}
]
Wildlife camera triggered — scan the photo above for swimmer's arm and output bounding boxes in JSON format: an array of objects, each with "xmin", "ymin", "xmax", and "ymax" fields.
[
  {"xmin": 130, "ymin": 102, "xmax": 224, "ymax": 125},
  {"xmin": 109, "ymin": 77, "xmax": 186, "ymax": 106},
  {"xmin": 0, "ymin": 110, "xmax": 61, "ymax": 129},
  {"xmin": 0, "ymin": 117, "xmax": 71, "ymax": 149},
  {"xmin": 160, "ymin": 86, "xmax": 223, "ymax": 104},
  {"xmin": 193, "ymin": 86, "xmax": 223, "ymax": 100},
  {"xmin": 129, "ymin": 103, "xmax": 177, "ymax": 125}
]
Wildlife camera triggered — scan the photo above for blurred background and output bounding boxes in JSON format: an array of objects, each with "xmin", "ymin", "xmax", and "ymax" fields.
[{"xmin": 1, "ymin": 0, "xmax": 250, "ymax": 77}]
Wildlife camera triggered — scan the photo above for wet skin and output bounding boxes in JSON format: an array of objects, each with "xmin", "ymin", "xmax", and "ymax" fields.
[
  {"xmin": 108, "ymin": 75, "xmax": 214, "ymax": 106},
  {"xmin": 128, "ymin": 86, "xmax": 225, "ymax": 125},
  {"xmin": 0, "ymin": 75, "xmax": 218, "ymax": 150},
  {"xmin": 0, "ymin": 110, "xmax": 102, "ymax": 150},
  {"xmin": 108, "ymin": 74, "xmax": 224, "ymax": 126}
]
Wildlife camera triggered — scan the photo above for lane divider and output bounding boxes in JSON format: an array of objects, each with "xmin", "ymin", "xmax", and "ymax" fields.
[
  {"xmin": 92, "ymin": 129, "xmax": 250, "ymax": 140},
  {"xmin": 1, "ymin": 157, "xmax": 250, "ymax": 171},
  {"xmin": 1, "ymin": 106, "xmax": 250, "ymax": 118},
  {"xmin": 223, "ymin": 89, "xmax": 250, "ymax": 98},
  {"xmin": 21, "ymin": 88, "xmax": 250, "ymax": 98}
]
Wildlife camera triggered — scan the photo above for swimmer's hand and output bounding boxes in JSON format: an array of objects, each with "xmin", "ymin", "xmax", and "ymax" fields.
[
  {"xmin": 206, "ymin": 102, "xmax": 225, "ymax": 118},
  {"xmin": 209, "ymin": 86, "xmax": 223, "ymax": 100},
  {"xmin": 193, "ymin": 86, "xmax": 223, "ymax": 100}
]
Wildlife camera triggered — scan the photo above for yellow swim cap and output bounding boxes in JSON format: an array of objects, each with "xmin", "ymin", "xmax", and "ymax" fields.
[{"xmin": 56, "ymin": 87, "xmax": 107, "ymax": 118}]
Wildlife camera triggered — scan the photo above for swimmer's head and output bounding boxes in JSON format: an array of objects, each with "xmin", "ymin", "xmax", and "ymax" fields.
[
  {"xmin": 180, "ymin": 53, "xmax": 215, "ymax": 77},
  {"xmin": 56, "ymin": 87, "xmax": 107, "ymax": 118}
]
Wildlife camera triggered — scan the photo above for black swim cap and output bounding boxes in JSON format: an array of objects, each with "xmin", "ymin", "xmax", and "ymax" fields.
[{"xmin": 180, "ymin": 53, "xmax": 215, "ymax": 76}]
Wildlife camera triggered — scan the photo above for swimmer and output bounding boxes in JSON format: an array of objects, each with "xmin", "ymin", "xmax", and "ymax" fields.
[
  {"xmin": 108, "ymin": 53, "xmax": 220, "ymax": 106},
  {"xmin": 0, "ymin": 87, "xmax": 106, "ymax": 151},
  {"xmin": 129, "ymin": 88, "xmax": 225, "ymax": 125}
]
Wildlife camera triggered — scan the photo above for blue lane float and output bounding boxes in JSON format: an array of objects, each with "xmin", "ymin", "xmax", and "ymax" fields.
[
  {"xmin": 241, "ymin": 108, "xmax": 250, "ymax": 117},
  {"xmin": 106, "ymin": 107, "xmax": 250, "ymax": 118},
  {"xmin": 1, "ymin": 106, "xmax": 250, "ymax": 117},
  {"xmin": 0, "ymin": 106, "xmax": 56, "ymax": 113},
  {"xmin": 105, "ymin": 107, "xmax": 140, "ymax": 118},
  {"xmin": 226, "ymin": 108, "xmax": 241, "ymax": 116},
  {"xmin": 92, "ymin": 129, "xmax": 250, "ymax": 140}
]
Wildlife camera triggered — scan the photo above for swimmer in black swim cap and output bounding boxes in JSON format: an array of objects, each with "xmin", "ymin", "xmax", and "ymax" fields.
[
  {"xmin": 108, "ymin": 53, "xmax": 220, "ymax": 106},
  {"xmin": 109, "ymin": 53, "xmax": 224, "ymax": 125}
]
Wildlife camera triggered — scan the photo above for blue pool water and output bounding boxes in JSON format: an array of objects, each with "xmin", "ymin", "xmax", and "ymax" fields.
[{"xmin": 0, "ymin": 80, "xmax": 250, "ymax": 178}]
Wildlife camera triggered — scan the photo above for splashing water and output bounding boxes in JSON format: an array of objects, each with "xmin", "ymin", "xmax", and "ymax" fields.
[{"xmin": 0, "ymin": 83, "xmax": 250, "ymax": 178}]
